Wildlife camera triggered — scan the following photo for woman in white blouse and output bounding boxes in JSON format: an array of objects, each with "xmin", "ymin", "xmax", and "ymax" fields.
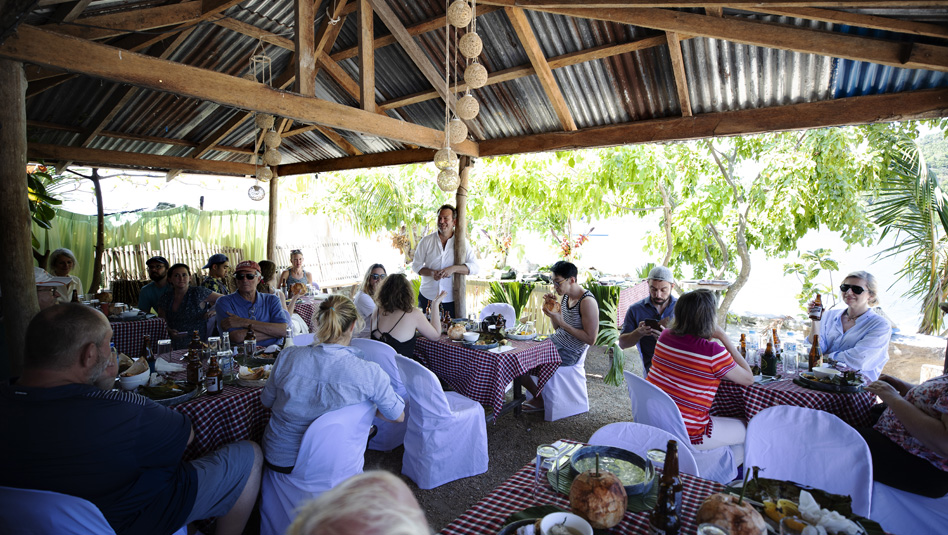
[{"xmin": 353, "ymin": 264, "xmax": 386, "ymax": 338}]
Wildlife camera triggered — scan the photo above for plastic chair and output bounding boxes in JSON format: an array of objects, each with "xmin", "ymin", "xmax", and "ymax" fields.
[
  {"xmin": 589, "ymin": 422, "xmax": 701, "ymax": 478},
  {"xmin": 395, "ymin": 355, "xmax": 489, "ymax": 489},
  {"xmin": 480, "ymin": 303, "xmax": 516, "ymax": 329},
  {"xmin": 543, "ymin": 347, "xmax": 589, "ymax": 422},
  {"xmin": 350, "ymin": 338, "xmax": 409, "ymax": 451},
  {"xmin": 744, "ymin": 405, "xmax": 872, "ymax": 517},
  {"xmin": 260, "ymin": 401, "xmax": 376, "ymax": 535},
  {"xmin": 0, "ymin": 486, "xmax": 186, "ymax": 535},
  {"xmin": 870, "ymin": 481, "xmax": 948, "ymax": 534},
  {"xmin": 624, "ymin": 371, "xmax": 738, "ymax": 484}
]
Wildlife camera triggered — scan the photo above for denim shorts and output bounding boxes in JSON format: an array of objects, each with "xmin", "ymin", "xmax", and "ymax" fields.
[{"xmin": 185, "ymin": 441, "xmax": 255, "ymax": 523}]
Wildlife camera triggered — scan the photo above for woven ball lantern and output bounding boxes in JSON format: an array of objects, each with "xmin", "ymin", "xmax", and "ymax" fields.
[
  {"xmin": 248, "ymin": 184, "xmax": 266, "ymax": 201},
  {"xmin": 457, "ymin": 93, "xmax": 479, "ymax": 121},
  {"xmin": 262, "ymin": 147, "xmax": 282, "ymax": 166},
  {"xmin": 449, "ymin": 117, "xmax": 468, "ymax": 144},
  {"xmin": 458, "ymin": 31, "xmax": 483, "ymax": 59},
  {"xmin": 447, "ymin": 0, "xmax": 472, "ymax": 28},
  {"xmin": 437, "ymin": 168, "xmax": 461, "ymax": 191},
  {"xmin": 242, "ymin": 73, "xmax": 257, "ymax": 82},
  {"xmin": 256, "ymin": 166, "xmax": 273, "ymax": 182},
  {"xmin": 263, "ymin": 130, "xmax": 282, "ymax": 149},
  {"xmin": 464, "ymin": 61, "xmax": 488, "ymax": 89},
  {"xmin": 434, "ymin": 147, "xmax": 459, "ymax": 170},
  {"xmin": 254, "ymin": 113, "xmax": 275, "ymax": 130}
]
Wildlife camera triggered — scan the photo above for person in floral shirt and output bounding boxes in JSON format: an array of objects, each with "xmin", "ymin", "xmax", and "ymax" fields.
[
  {"xmin": 862, "ymin": 374, "xmax": 948, "ymax": 497},
  {"xmin": 201, "ymin": 253, "xmax": 230, "ymax": 295}
]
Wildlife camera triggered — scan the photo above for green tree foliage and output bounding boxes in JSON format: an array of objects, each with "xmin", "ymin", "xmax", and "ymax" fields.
[{"xmin": 783, "ymin": 248, "xmax": 840, "ymax": 315}]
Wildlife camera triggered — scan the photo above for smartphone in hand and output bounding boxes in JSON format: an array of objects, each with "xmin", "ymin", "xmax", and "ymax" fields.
[{"xmin": 644, "ymin": 319, "xmax": 663, "ymax": 331}]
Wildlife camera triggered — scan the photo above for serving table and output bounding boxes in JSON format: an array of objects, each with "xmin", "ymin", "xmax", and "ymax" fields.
[
  {"xmin": 711, "ymin": 375, "xmax": 877, "ymax": 428},
  {"xmin": 414, "ymin": 336, "xmax": 561, "ymax": 422},
  {"xmin": 110, "ymin": 316, "xmax": 168, "ymax": 357},
  {"xmin": 440, "ymin": 440, "xmax": 723, "ymax": 535}
]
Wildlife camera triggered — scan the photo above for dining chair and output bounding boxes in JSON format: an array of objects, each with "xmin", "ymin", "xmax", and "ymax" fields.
[
  {"xmin": 589, "ymin": 422, "xmax": 701, "ymax": 478},
  {"xmin": 479, "ymin": 302, "xmax": 516, "ymax": 329},
  {"xmin": 260, "ymin": 401, "xmax": 376, "ymax": 535},
  {"xmin": 0, "ymin": 485, "xmax": 186, "ymax": 535},
  {"xmin": 624, "ymin": 371, "xmax": 738, "ymax": 484},
  {"xmin": 395, "ymin": 355, "xmax": 489, "ymax": 489},
  {"xmin": 350, "ymin": 338, "xmax": 410, "ymax": 451},
  {"xmin": 542, "ymin": 346, "xmax": 589, "ymax": 422},
  {"xmin": 870, "ymin": 481, "xmax": 948, "ymax": 534},
  {"xmin": 744, "ymin": 405, "xmax": 872, "ymax": 517}
]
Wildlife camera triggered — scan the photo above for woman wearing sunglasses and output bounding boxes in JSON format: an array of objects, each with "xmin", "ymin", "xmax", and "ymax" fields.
[
  {"xmin": 807, "ymin": 270, "xmax": 891, "ymax": 382},
  {"xmin": 353, "ymin": 264, "xmax": 386, "ymax": 338}
]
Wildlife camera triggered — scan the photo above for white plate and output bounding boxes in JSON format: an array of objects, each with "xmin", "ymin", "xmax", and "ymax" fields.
[{"xmin": 507, "ymin": 333, "xmax": 537, "ymax": 341}]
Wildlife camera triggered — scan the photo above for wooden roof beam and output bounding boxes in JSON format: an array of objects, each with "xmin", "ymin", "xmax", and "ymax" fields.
[
  {"xmin": 49, "ymin": 0, "xmax": 94, "ymax": 24},
  {"xmin": 505, "ymin": 7, "xmax": 577, "ymax": 130},
  {"xmin": 478, "ymin": 88, "xmax": 948, "ymax": 157},
  {"xmin": 482, "ymin": 1, "xmax": 948, "ymax": 8},
  {"xmin": 39, "ymin": 1, "xmax": 205, "ymax": 40},
  {"xmin": 368, "ymin": 0, "xmax": 485, "ymax": 140},
  {"xmin": 0, "ymin": 26, "xmax": 478, "ymax": 155},
  {"xmin": 742, "ymin": 7, "xmax": 948, "ymax": 40},
  {"xmin": 278, "ymin": 149, "xmax": 436, "ymax": 176},
  {"xmin": 27, "ymin": 120, "xmax": 252, "ymax": 154},
  {"xmin": 28, "ymin": 143, "xmax": 256, "ymax": 175},
  {"xmin": 665, "ymin": 31, "xmax": 692, "ymax": 117},
  {"xmin": 358, "ymin": 0, "xmax": 375, "ymax": 113},
  {"xmin": 296, "ymin": 0, "xmax": 316, "ymax": 95}
]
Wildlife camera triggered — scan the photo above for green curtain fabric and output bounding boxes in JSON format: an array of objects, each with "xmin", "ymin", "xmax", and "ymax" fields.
[{"xmin": 34, "ymin": 206, "xmax": 268, "ymax": 286}]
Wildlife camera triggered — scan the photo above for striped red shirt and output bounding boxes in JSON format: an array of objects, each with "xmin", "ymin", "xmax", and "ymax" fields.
[{"xmin": 647, "ymin": 330, "xmax": 737, "ymax": 445}]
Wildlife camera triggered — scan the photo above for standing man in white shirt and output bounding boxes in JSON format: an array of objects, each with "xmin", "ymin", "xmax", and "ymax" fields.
[{"xmin": 411, "ymin": 205, "xmax": 479, "ymax": 319}]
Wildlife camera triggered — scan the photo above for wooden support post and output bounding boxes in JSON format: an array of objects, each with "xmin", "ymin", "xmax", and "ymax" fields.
[
  {"xmin": 267, "ymin": 171, "xmax": 278, "ymax": 260},
  {"xmin": 90, "ymin": 167, "xmax": 105, "ymax": 293},
  {"xmin": 358, "ymin": 0, "xmax": 375, "ymax": 113},
  {"xmin": 294, "ymin": 0, "xmax": 315, "ymax": 96},
  {"xmin": 453, "ymin": 156, "xmax": 472, "ymax": 319},
  {"xmin": 0, "ymin": 58, "xmax": 39, "ymax": 380}
]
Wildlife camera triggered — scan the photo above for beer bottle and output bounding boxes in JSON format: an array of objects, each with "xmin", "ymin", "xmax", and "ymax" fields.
[
  {"xmin": 71, "ymin": 289, "xmax": 80, "ymax": 303},
  {"xmin": 141, "ymin": 335, "xmax": 156, "ymax": 375},
  {"xmin": 809, "ymin": 294, "xmax": 824, "ymax": 321},
  {"xmin": 283, "ymin": 325, "xmax": 294, "ymax": 348},
  {"xmin": 649, "ymin": 439, "xmax": 682, "ymax": 535},
  {"xmin": 244, "ymin": 324, "xmax": 257, "ymax": 356},
  {"xmin": 205, "ymin": 354, "xmax": 223, "ymax": 394},
  {"xmin": 739, "ymin": 333, "xmax": 747, "ymax": 358},
  {"xmin": 808, "ymin": 335, "xmax": 823, "ymax": 371},
  {"xmin": 772, "ymin": 328, "xmax": 781, "ymax": 356},
  {"xmin": 188, "ymin": 330, "xmax": 203, "ymax": 354},
  {"xmin": 761, "ymin": 342, "xmax": 777, "ymax": 376},
  {"xmin": 186, "ymin": 348, "xmax": 205, "ymax": 386}
]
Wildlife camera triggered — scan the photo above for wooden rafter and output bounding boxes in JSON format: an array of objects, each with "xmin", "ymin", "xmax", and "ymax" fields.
[
  {"xmin": 367, "ymin": 0, "xmax": 485, "ymax": 140},
  {"xmin": 278, "ymin": 148, "xmax": 436, "ymax": 175},
  {"xmin": 0, "ymin": 26, "xmax": 479, "ymax": 154},
  {"xmin": 665, "ymin": 31, "xmax": 692, "ymax": 117},
  {"xmin": 213, "ymin": 17, "xmax": 294, "ymax": 51},
  {"xmin": 28, "ymin": 143, "xmax": 257, "ymax": 175},
  {"xmin": 358, "ymin": 0, "xmax": 375, "ymax": 113},
  {"xmin": 744, "ymin": 7, "xmax": 948, "ymax": 40},
  {"xmin": 505, "ymin": 7, "xmax": 577, "ymax": 131},
  {"xmin": 481, "ymin": 1, "xmax": 948, "ymax": 8},
  {"xmin": 48, "ymin": 0, "xmax": 94, "ymax": 24},
  {"xmin": 27, "ymin": 120, "xmax": 253, "ymax": 155},
  {"xmin": 295, "ymin": 0, "xmax": 315, "ymax": 95},
  {"xmin": 38, "ymin": 1, "xmax": 204, "ymax": 40}
]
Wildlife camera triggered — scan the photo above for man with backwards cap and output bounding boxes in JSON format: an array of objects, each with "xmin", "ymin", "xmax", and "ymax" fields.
[
  {"xmin": 618, "ymin": 266, "xmax": 678, "ymax": 375},
  {"xmin": 138, "ymin": 256, "xmax": 171, "ymax": 315},
  {"xmin": 201, "ymin": 253, "xmax": 230, "ymax": 295},
  {"xmin": 215, "ymin": 260, "xmax": 288, "ymax": 347}
]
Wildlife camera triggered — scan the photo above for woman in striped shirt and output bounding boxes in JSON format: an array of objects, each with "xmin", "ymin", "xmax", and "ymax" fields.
[{"xmin": 647, "ymin": 289, "xmax": 754, "ymax": 449}]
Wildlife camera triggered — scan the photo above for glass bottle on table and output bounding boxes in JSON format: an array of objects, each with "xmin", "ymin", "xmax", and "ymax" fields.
[
  {"xmin": 739, "ymin": 333, "xmax": 747, "ymax": 358},
  {"xmin": 221, "ymin": 331, "xmax": 232, "ymax": 353},
  {"xmin": 649, "ymin": 439, "xmax": 682, "ymax": 535},
  {"xmin": 205, "ymin": 354, "xmax": 222, "ymax": 394},
  {"xmin": 808, "ymin": 335, "xmax": 823, "ymax": 371},
  {"xmin": 140, "ymin": 335, "xmax": 156, "ymax": 375},
  {"xmin": 761, "ymin": 342, "xmax": 777, "ymax": 377},
  {"xmin": 283, "ymin": 326, "xmax": 294, "ymax": 349},
  {"xmin": 186, "ymin": 345, "xmax": 205, "ymax": 387},
  {"xmin": 244, "ymin": 324, "xmax": 257, "ymax": 357}
]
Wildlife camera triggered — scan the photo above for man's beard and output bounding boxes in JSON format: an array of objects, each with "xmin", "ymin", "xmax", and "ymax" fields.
[
  {"xmin": 150, "ymin": 272, "xmax": 165, "ymax": 282},
  {"xmin": 651, "ymin": 296, "xmax": 668, "ymax": 307}
]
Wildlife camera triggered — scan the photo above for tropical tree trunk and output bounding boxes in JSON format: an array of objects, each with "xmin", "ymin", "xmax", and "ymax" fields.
[
  {"xmin": 718, "ymin": 213, "xmax": 751, "ymax": 324},
  {"xmin": 89, "ymin": 168, "xmax": 105, "ymax": 293},
  {"xmin": 658, "ymin": 182, "xmax": 674, "ymax": 266}
]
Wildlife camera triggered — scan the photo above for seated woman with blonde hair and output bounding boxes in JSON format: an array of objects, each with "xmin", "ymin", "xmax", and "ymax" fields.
[{"xmin": 259, "ymin": 295, "xmax": 404, "ymax": 474}]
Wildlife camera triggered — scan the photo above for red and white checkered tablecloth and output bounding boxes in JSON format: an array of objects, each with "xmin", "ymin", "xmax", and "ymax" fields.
[
  {"xmin": 414, "ymin": 336, "xmax": 561, "ymax": 420},
  {"xmin": 110, "ymin": 317, "xmax": 168, "ymax": 357},
  {"xmin": 440, "ymin": 440, "xmax": 724, "ymax": 535},
  {"xmin": 295, "ymin": 302, "xmax": 315, "ymax": 331},
  {"xmin": 711, "ymin": 377, "xmax": 878, "ymax": 428},
  {"xmin": 616, "ymin": 281, "xmax": 649, "ymax": 325},
  {"xmin": 161, "ymin": 351, "xmax": 271, "ymax": 461}
]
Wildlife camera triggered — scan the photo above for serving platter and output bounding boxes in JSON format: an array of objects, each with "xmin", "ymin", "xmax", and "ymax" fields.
[
  {"xmin": 546, "ymin": 445, "xmax": 658, "ymax": 513},
  {"xmin": 463, "ymin": 340, "xmax": 500, "ymax": 350},
  {"xmin": 793, "ymin": 373, "xmax": 865, "ymax": 393},
  {"xmin": 507, "ymin": 333, "xmax": 537, "ymax": 341},
  {"xmin": 137, "ymin": 381, "xmax": 202, "ymax": 406}
]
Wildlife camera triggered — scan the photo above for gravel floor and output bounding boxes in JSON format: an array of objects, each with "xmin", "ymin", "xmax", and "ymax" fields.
[{"xmin": 363, "ymin": 345, "xmax": 642, "ymax": 532}]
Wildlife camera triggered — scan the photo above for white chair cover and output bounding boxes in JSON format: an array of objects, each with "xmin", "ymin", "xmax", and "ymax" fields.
[
  {"xmin": 589, "ymin": 422, "xmax": 701, "ymax": 478},
  {"xmin": 260, "ymin": 401, "xmax": 376, "ymax": 535},
  {"xmin": 870, "ymin": 481, "xmax": 948, "ymax": 534},
  {"xmin": 543, "ymin": 348, "xmax": 589, "ymax": 422},
  {"xmin": 291, "ymin": 333, "xmax": 315, "ymax": 346},
  {"xmin": 744, "ymin": 405, "xmax": 872, "ymax": 517},
  {"xmin": 289, "ymin": 312, "xmax": 308, "ymax": 336},
  {"xmin": 624, "ymin": 371, "xmax": 737, "ymax": 484},
  {"xmin": 480, "ymin": 303, "xmax": 517, "ymax": 329},
  {"xmin": 395, "ymin": 355, "xmax": 489, "ymax": 489},
  {"xmin": 350, "ymin": 338, "xmax": 409, "ymax": 451}
]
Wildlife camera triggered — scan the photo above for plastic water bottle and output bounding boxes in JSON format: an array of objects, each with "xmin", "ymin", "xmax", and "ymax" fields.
[
  {"xmin": 784, "ymin": 332, "xmax": 798, "ymax": 374},
  {"xmin": 747, "ymin": 330, "xmax": 759, "ymax": 353},
  {"xmin": 110, "ymin": 342, "xmax": 119, "ymax": 376}
]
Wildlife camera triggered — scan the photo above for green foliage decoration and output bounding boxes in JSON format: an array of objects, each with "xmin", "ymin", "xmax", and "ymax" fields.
[
  {"xmin": 27, "ymin": 166, "xmax": 63, "ymax": 250},
  {"xmin": 783, "ymin": 249, "xmax": 839, "ymax": 316},
  {"xmin": 485, "ymin": 281, "xmax": 535, "ymax": 322}
]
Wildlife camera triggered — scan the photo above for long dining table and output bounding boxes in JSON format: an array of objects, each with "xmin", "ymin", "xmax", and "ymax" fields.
[{"xmin": 413, "ymin": 336, "xmax": 561, "ymax": 422}]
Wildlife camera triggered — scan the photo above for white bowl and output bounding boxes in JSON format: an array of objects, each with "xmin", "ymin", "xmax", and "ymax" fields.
[
  {"xmin": 462, "ymin": 332, "xmax": 479, "ymax": 343},
  {"xmin": 120, "ymin": 308, "xmax": 140, "ymax": 318},
  {"xmin": 119, "ymin": 366, "xmax": 149, "ymax": 390},
  {"xmin": 812, "ymin": 366, "xmax": 841, "ymax": 380},
  {"xmin": 540, "ymin": 512, "xmax": 593, "ymax": 535}
]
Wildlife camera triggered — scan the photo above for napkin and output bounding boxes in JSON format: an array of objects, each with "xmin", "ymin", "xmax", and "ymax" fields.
[
  {"xmin": 798, "ymin": 490, "xmax": 861, "ymax": 535},
  {"xmin": 156, "ymin": 359, "xmax": 185, "ymax": 373},
  {"xmin": 489, "ymin": 344, "xmax": 515, "ymax": 354},
  {"xmin": 263, "ymin": 344, "xmax": 281, "ymax": 354}
]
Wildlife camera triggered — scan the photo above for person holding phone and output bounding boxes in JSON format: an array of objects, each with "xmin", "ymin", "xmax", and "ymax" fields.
[{"xmin": 619, "ymin": 266, "xmax": 677, "ymax": 375}]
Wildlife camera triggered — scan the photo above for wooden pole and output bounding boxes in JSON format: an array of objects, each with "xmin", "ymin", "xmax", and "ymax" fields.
[
  {"xmin": 0, "ymin": 58, "xmax": 39, "ymax": 380},
  {"xmin": 453, "ymin": 156, "xmax": 472, "ymax": 319},
  {"xmin": 266, "ymin": 171, "xmax": 278, "ymax": 260}
]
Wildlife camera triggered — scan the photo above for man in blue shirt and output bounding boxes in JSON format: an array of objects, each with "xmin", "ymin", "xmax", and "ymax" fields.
[
  {"xmin": 618, "ymin": 266, "xmax": 677, "ymax": 375},
  {"xmin": 137, "ymin": 255, "xmax": 171, "ymax": 314},
  {"xmin": 216, "ymin": 260, "xmax": 288, "ymax": 346}
]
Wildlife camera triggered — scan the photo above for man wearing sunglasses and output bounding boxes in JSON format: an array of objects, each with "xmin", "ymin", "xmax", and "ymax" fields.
[
  {"xmin": 215, "ymin": 261, "xmax": 289, "ymax": 347},
  {"xmin": 806, "ymin": 270, "xmax": 892, "ymax": 382}
]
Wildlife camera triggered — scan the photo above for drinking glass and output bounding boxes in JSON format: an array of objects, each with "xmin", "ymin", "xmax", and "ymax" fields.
[
  {"xmin": 207, "ymin": 336, "xmax": 221, "ymax": 352},
  {"xmin": 535, "ymin": 444, "xmax": 560, "ymax": 499},
  {"xmin": 782, "ymin": 352, "xmax": 796, "ymax": 376},
  {"xmin": 156, "ymin": 339, "xmax": 172, "ymax": 362},
  {"xmin": 646, "ymin": 448, "xmax": 667, "ymax": 470}
]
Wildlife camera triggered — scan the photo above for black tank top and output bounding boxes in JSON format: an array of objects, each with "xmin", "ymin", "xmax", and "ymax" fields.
[{"xmin": 371, "ymin": 310, "xmax": 417, "ymax": 357}]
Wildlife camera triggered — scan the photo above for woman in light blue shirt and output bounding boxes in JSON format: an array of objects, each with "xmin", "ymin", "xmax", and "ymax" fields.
[{"xmin": 808, "ymin": 270, "xmax": 891, "ymax": 382}]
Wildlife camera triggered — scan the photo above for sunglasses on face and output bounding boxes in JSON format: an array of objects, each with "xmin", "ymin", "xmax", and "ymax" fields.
[
  {"xmin": 551, "ymin": 278, "xmax": 566, "ymax": 287},
  {"xmin": 839, "ymin": 284, "xmax": 866, "ymax": 295},
  {"xmin": 235, "ymin": 273, "xmax": 257, "ymax": 281},
  {"xmin": 371, "ymin": 274, "xmax": 386, "ymax": 281}
]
